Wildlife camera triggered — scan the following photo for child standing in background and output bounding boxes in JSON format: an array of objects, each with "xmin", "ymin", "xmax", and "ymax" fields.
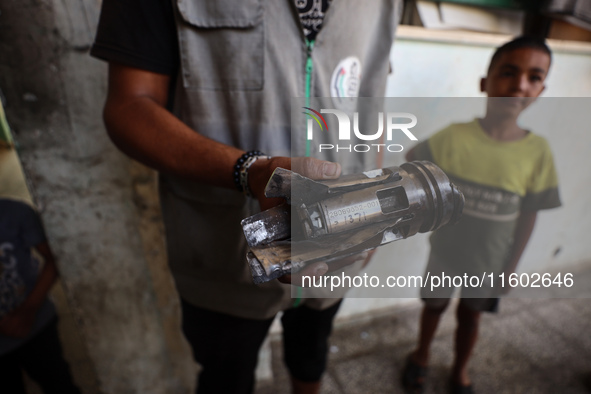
[
  {"xmin": 0, "ymin": 100, "xmax": 80, "ymax": 394},
  {"xmin": 403, "ymin": 37, "xmax": 561, "ymax": 394}
]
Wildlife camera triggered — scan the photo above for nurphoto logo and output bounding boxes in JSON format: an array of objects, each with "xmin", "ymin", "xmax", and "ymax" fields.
[{"xmin": 303, "ymin": 107, "xmax": 418, "ymax": 153}]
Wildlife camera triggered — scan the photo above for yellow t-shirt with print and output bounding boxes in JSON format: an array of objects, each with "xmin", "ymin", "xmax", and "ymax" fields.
[{"xmin": 413, "ymin": 119, "xmax": 561, "ymax": 274}]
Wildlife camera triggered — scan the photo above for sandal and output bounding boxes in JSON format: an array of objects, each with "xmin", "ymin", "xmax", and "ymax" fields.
[{"xmin": 401, "ymin": 354, "xmax": 428, "ymax": 394}]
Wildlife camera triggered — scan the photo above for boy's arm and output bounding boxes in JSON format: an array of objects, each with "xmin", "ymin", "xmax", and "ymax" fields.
[
  {"xmin": 0, "ymin": 241, "xmax": 58, "ymax": 338},
  {"xmin": 504, "ymin": 211, "xmax": 537, "ymax": 276}
]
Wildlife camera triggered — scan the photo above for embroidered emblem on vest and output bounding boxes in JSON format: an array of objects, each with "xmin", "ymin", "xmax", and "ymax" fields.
[{"xmin": 330, "ymin": 56, "xmax": 362, "ymax": 100}]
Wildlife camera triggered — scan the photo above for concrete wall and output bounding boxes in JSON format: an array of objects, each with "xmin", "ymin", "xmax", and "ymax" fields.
[{"xmin": 0, "ymin": 1, "xmax": 195, "ymax": 393}]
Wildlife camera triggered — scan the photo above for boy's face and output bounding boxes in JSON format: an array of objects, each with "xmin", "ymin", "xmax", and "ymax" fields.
[{"xmin": 480, "ymin": 48, "xmax": 550, "ymax": 116}]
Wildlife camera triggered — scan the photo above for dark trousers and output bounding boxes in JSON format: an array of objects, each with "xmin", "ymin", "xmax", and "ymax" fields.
[
  {"xmin": 181, "ymin": 299, "xmax": 341, "ymax": 394},
  {"xmin": 0, "ymin": 318, "xmax": 80, "ymax": 394}
]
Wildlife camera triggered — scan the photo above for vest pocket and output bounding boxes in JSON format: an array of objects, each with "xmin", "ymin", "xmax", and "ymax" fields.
[{"xmin": 176, "ymin": 0, "xmax": 264, "ymax": 91}]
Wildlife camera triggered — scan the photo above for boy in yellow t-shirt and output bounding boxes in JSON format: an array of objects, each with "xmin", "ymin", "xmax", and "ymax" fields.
[{"xmin": 402, "ymin": 37, "xmax": 561, "ymax": 394}]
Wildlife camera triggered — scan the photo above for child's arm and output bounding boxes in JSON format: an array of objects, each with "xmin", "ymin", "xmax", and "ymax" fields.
[
  {"xmin": 504, "ymin": 211, "xmax": 537, "ymax": 276},
  {"xmin": 0, "ymin": 241, "xmax": 58, "ymax": 338}
]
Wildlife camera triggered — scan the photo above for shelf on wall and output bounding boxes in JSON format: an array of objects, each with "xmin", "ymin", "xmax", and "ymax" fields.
[{"xmin": 422, "ymin": 0, "xmax": 533, "ymax": 11}]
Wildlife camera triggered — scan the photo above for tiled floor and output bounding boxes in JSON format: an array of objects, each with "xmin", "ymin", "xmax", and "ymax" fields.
[{"xmin": 258, "ymin": 280, "xmax": 591, "ymax": 393}]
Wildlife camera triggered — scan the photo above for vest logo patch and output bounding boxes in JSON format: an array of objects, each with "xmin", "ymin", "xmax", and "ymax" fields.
[{"xmin": 330, "ymin": 57, "xmax": 362, "ymax": 101}]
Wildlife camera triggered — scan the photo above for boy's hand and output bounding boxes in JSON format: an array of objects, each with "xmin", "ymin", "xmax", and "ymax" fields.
[{"xmin": 0, "ymin": 305, "xmax": 37, "ymax": 338}]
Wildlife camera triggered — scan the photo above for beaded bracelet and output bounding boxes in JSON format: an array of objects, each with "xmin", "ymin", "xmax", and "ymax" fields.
[{"xmin": 233, "ymin": 150, "xmax": 269, "ymax": 197}]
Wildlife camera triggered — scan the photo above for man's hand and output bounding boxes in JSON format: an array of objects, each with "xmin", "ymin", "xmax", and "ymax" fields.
[
  {"xmin": 248, "ymin": 156, "xmax": 341, "ymax": 211},
  {"xmin": 247, "ymin": 156, "xmax": 343, "ymax": 283}
]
